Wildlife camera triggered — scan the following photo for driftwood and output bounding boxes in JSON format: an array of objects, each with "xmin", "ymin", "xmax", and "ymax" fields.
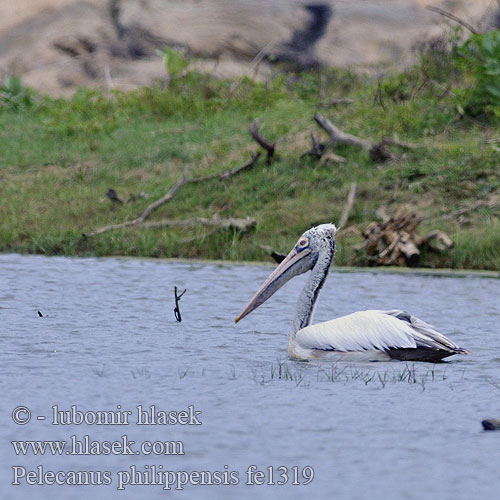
[
  {"xmin": 84, "ymin": 153, "xmax": 262, "ymax": 238},
  {"xmin": 249, "ymin": 120, "xmax": 275, "ymax": 164},
  {"xmin": 314, "ymin": 112, "xmax": 371, "ymax": 149},
  {"xmin": 314, "ymin": 113, "xmax": 412, "ymax": 162},
  {"xmin": 360, "ymin": 206, "xmax": 453, "ymax": 267},
  {"xmin": 338, "ymin": 183, "xmax": 357, "ymax": 230}
]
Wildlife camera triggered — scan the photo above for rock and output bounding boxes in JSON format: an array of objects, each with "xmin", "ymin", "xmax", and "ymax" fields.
[{"xmin": 482, "ymin": 419, "xmax": 500, "ymax": 431}]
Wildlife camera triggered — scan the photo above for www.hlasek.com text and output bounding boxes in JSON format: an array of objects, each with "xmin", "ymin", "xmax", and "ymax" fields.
[
  {"xmin": 12, "ymin": 435, "xmax": 185, "ymax": 456},
  {"xmin": 12, "ymin": 465, "xmax": 315, "ymax": 490}
]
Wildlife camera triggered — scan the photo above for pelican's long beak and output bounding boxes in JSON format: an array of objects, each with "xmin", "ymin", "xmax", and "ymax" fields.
[{"xmin": 235, "ymin": 246, "xmax": 311, "ymax": 323}]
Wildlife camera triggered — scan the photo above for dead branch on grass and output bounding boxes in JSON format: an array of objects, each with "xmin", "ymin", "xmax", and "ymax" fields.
[
  {"xmin": 301, "ymin": 133, "xmax": 326, "ymax": 159},
  {"xmin": 84, "ymin": 153, "xmax": 262, "ymax": 238},
  {"xmin": 337, "ymin": 183, "xmax": 357, "ymax": 230},
  {"xmin": 139, "ymin": 217, "xmax": 256, "ymax": 231},
  {"xmin": 314, "ymin": 113, "xmax": 414, "ymax": 162},
  {"xmin": 84, "ymin": 167, "xmax": 192, "ymax": 237},
  {"xmin": 249, "ymin": 119, "xmax": 275, "ymax": 163},
  {"xmin": 188, "ymin": 153, "xmax": 261, "ymax": 184}
]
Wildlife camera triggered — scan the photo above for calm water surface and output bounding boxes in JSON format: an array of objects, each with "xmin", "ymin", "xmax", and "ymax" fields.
[{"xmin": 1, "ymin": 254, "xmax": 500, "ymax": 499}]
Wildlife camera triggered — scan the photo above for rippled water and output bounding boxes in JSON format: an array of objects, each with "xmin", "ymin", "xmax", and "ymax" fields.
[{"xmin": 1, "ymin": 254, "xmax": 500, "ymax": 499}]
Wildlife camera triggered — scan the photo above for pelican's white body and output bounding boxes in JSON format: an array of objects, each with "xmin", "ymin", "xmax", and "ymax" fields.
[{"xmin": 288, "ymin": 309, "xmax": 462, "ymax": 361}]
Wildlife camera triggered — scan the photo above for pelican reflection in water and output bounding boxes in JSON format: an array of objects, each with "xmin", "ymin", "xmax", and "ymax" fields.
[{"xmin": 235, "ymin": 224, "xmax": 469, "ymax": 362}]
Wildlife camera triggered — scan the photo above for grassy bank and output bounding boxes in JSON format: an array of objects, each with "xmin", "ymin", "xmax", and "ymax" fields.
[{"xmin": 1, "ymin": 59, "xmax": 500, "ymax": 270}]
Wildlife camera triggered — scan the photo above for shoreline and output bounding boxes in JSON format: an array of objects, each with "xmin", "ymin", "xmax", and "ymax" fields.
[{"xmin": 3, "ymin": 252, "xmax": 499, "ymax": 279}]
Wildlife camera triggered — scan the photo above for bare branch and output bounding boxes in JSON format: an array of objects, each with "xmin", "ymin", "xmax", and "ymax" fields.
[
  {"xmin": 301, "ymin": 133, "xmax": 326, "ymax": 159},
  {"xmin": 188, "ymin": 153, "xmax": 261, "ymax": 183},
  {"xmin": 83, "ymin": 219, "xmax": 139, "ymax": 238},
  {"xmin": 85, "ymin": 167, "xmax": 192, "ymax": 236},
  {"xmin": 139, "ymin": 217, "xmax": 256, "ymax": 231},
  {"xmin": 138, "ymin": 166, "xmax": 192, "ymax": 222},
  {"xmin": 338, "ymin": 182, "xmax": 357, "ymax": 230},
  {"xmin": 249, "ymin": 119, "xmax": 275, "ymax": 163},
  {"xmin": 426, "ymin": 6, "xmax": 480, "ymax": 34},
  {"xmin": 314, "ymin": 113, "xmax": 371, "ymax": 149},
  {"xmin": 84, "ymin": 154, "xmax": 263, "ymax": 238},
  {"xmin": 314, "ymin": 113, "xmax": 396, "ymax": 161}
]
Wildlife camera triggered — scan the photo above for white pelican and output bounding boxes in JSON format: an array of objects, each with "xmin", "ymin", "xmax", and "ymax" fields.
[{"xmin": 235, "ymin": 224, "xmax": 469, "ymax": 362}]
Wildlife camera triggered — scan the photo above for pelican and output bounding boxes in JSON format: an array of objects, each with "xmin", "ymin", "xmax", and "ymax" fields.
[{"xmin": 235, "ymin": 224, "xmax": 469, "ymax": 362}]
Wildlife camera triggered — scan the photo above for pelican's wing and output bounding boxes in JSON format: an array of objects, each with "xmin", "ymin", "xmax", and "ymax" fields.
[
  {"xmin": 296, "ymin": 310, "xmax": 418, "ymax": 352},
  {"xmin": 381, "ymin": 309, "xmax": 465, "ymax": 352}
]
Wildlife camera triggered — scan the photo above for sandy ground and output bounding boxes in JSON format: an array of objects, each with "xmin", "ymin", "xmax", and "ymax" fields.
[{"xmin": 0, "ymin": 0, "xmax": 497, "ymax": 95}]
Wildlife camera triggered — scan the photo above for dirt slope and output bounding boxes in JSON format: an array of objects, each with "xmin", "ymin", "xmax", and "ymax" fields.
[{"xmin": 0, "ymin": 0, "xmax": 496, "ymax": 95}]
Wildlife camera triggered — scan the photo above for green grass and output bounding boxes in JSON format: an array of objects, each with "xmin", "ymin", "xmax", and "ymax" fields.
[{"xmin": 1, "ymin": 68, "xmax": 499, "ymax": 270}]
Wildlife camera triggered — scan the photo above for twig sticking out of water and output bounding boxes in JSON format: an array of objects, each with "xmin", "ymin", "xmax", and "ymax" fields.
[{"xmin": 174, "ymin": 286, "xmax": 187, "ymax": 322}]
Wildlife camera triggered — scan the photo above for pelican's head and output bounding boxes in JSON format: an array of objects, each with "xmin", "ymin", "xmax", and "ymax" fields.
[{"xmin": 235, "ymin": 223, "xmax": 337, "ymax": 323}]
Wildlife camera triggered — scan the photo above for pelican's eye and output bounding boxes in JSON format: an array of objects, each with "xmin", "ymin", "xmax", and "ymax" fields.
[{"xmin": 297, "ymin": 238, "xmax": 309, "ymax": 250}]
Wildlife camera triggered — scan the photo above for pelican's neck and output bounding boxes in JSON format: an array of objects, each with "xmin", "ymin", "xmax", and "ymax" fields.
[{"xmin": 290, "ymin": 249, "xmax": 333, "ymax": 339}]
